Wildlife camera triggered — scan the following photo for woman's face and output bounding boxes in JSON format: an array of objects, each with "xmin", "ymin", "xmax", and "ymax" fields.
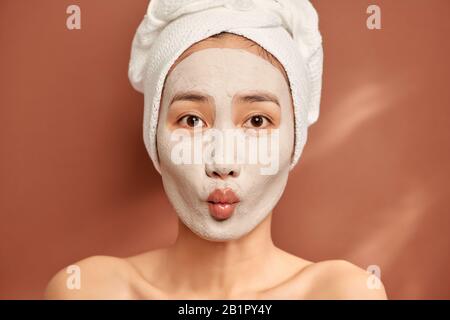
[{"xmin": 156, "ymin": 46, "xmax": 294, "ymax": 241}]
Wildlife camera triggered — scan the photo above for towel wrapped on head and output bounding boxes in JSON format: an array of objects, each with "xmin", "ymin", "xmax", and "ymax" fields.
[{"xmin": 128, "ymin": 0, "xmax": 324, "ymax": 173}]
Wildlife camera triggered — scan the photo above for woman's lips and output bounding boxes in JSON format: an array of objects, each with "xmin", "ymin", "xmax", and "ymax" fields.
[{"xmin": 207, "ymin": 188, "xmax": 240, "ymax": 221}]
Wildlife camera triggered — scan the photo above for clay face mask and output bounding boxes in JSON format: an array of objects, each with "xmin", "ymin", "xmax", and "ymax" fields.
[{"xmin": 156, "ymin": 47, "xmax": 295, "ymax": 241}]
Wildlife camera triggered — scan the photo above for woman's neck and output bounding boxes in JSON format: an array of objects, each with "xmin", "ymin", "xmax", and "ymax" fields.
[{"xmin": 162, "ymin": 212, "xmax": 278, "ymax": 297}]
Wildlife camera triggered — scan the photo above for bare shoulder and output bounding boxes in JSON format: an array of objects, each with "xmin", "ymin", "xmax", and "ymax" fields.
[
  {"xmin": 44, "ymin": 255, "xmax": 136, "ymax": 299},
  {"xmin": 300, "ymin": 259, "xmax": 388, "ymax": 300}
]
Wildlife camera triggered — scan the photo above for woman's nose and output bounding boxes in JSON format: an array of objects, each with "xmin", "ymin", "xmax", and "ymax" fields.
[{"xmin": 205, "ymin": 163, "xmax": 241, "ymax": 179}]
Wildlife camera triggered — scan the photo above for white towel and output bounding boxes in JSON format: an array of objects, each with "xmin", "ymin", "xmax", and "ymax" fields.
[{"xmin": 128, "ymin": 0, "xmax": 323, "ymax": 173}]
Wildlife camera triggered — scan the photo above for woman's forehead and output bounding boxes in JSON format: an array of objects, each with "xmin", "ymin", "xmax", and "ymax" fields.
[
  {"xmin": 169, "ymin": 32, "xmax": 289, "ymax": 83},
  {"xmin": 165, "ymin": 48, "xmax": 289, "ymax": 95}
]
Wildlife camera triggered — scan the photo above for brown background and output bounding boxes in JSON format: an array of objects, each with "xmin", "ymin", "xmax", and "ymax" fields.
[{"xmin": 1, "ymin": 0, "xmax": 449, "ymax": 299}]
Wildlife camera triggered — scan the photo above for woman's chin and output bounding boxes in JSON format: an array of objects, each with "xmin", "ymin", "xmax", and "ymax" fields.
[{"xmin": 178, "ymin": 210, "xmax": 264, "ymax": 242}]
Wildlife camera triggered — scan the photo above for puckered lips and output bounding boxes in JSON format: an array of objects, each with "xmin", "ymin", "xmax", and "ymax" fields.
[{"xmin": 207, "ymin": 188, "xmax": 240, "ymax": 221}]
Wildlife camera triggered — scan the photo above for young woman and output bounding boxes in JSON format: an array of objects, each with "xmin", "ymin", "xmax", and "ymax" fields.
[{"xmin": 45, "ymin": 0, "xmax": 387, "ymax": 300}]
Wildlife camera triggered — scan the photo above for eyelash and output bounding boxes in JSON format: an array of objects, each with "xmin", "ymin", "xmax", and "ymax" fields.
[
  {"xmin": 175, "ymin": 113, "xmax": 274, "ymax": 129},
  {"xmin": 242, "ymin": 114, "xmax": 274, "ymax": 129},
  {"xmin": 176, "ymin": 114, "xmax": 207, "ymax": 128}
]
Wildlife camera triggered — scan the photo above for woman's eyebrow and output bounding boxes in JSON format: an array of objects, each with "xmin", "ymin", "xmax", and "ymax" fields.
[
  {"xmin": 169, "ymin": 91, "xmax": 212, "ymax": 106},
  {"xmin": 235, "ymin": 91, "xmax": 280, "ymax": 107},
  {"xmin": 169, "ymin": 90, "xmax": 280, "ymax": 107}
]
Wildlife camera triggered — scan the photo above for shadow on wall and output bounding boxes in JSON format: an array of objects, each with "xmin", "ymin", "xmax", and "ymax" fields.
[{"xmin": 274, "ymin": 0, "xmax": 450, "ymax": 299}]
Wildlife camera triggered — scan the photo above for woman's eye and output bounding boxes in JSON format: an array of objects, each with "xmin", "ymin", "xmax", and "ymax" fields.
[
  {"xmin": 243, "ymin": 115, "xmax": 272, "ymax": 129},
  {"xmin": 178, "ymin": 115, "xmax": 206, "ymax": 128}
]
